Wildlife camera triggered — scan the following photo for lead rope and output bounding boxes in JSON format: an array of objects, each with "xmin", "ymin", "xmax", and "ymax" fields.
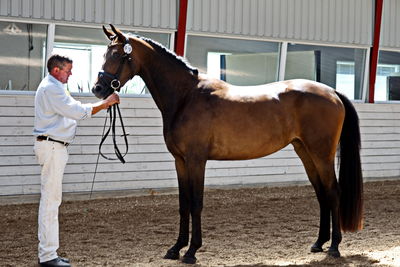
[
  {"xmin": 90, "ymin": 103, "xmax": 129, "ymax": 199},
  {"xmin": 89, "ymin": 109, "xmax": 109, "ymax": 199}
]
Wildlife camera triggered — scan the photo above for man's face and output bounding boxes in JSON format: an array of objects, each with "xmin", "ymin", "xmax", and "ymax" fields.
[{"xmin": 52, "ymin": 63, "xmax": 73, "ymax": 84}]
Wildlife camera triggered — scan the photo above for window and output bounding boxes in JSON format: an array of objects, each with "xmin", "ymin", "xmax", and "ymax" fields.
[
  {"xmin": 54, "ymin": 25, "xmax": 171, "ymax": 95},
  {"xmin": 53, "ymin": 43, "xmax": 105, "ymax": 93},
  {"xmin": 186, "ymin": 35, "xmax": 280, "ymax": 85},
  {"xmin": 286, "ymin": 44, "xmax": 367, "ymax": 100},
  {"xmin": 0, "ymin": 21, "xmax": 47, "ymax": 91},
  {"xmin": 375, "ymin": 50, "xmax": 400, "ymax": 101},
  {"xmin": 336, "ymin": 61, "xmax": 355, "ymax": 99},
  {"xmin": 207, "ymin": 52, "xmax": 232, "ymax": 80}
]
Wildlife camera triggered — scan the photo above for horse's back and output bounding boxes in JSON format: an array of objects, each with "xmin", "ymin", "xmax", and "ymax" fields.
[
  {"xmin": 204, "ymin": 78, "xmax": 345, "ymax": 133},
  {"xmin": 168, "ymin": 78, "xmax": 345, "ymax": 160}
]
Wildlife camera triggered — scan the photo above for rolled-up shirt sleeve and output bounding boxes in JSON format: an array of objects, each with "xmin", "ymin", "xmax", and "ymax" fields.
[{"xmin": 45, "ymin": 87, "xmax": 93, "ymax": 120}]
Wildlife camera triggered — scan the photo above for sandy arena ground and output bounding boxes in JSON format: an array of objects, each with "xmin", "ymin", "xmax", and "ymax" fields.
[{"xmin": 0, "ymin": 179, "xmax": 399, "ymax": 267}]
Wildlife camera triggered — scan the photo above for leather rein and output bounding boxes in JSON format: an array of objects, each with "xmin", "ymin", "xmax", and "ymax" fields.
[
  {"xmin": 90, "ymin": 37, "xmax": 133, "ymax": 198},
  {"xmin": 97, "ymin": 40, "xmax": 134, "ymax": 164},
  {"xmin": 99, "ymin": 104, "xmax": 128, "ymax": 163}
]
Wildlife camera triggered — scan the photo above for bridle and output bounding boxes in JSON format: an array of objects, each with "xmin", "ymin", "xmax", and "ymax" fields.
[
  {"xmin": 90, "ymin": 38, "xmax": 133, "ymax": 198},
  {"xmin": 96, "ymin": 38, "xmax": 134, "ymax": 95},
  {"xmin": 96, "ymin": 37, "xmax": 133, "ymax": 164},
  {"xmin": 98, "ymin": 39, "xmax": 133, "ymax": 159}
]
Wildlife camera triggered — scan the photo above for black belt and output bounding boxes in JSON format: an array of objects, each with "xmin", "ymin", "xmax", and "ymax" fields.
[{"xmin": 37, "ymin": 136, "xmax": 70, "ymax": 147}]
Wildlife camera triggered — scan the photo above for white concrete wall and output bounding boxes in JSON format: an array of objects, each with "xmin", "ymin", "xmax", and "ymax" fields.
[{"xmin": 0, "ymin": 93, "xmax": 399, "ymax": 196}]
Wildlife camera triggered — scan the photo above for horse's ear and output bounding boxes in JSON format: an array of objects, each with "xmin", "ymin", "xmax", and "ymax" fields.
[
  {"xmin": 102, "ymin": 25, "xmax": 114, "ymax": 40},
  {"xmin": 109, "ymin": 24, "xmax": 125, "ymax": 42}
]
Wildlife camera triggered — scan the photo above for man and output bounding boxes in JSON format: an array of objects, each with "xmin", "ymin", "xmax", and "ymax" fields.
[{"xmin": 33, "ymin": 54, "xmax": 119, "ymax": 267}]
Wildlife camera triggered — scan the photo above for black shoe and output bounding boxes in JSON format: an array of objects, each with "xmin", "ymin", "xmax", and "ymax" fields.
[
  {"xmin": 59, "ymin": 257, "xmax": 70, "ymax": 263},
  {"xmin": 39, "ymin": 257, "xmax": 71, "ymax": 267}
]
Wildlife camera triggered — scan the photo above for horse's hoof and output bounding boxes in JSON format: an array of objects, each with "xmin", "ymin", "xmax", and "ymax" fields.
[
  {"xmin": 182, "ymin": 255, "xmax": 197, "ymax": 264},
  {"xmin": 311, "ymin": 244, "xmax": 323, "ymax": 253},
  {"xmin": 327, "ymin": 248, "xmax": 341, "ymax": 258},
  {"xmin": 164, "ymin": 249, "xmax": 180, "ymax": 260}
]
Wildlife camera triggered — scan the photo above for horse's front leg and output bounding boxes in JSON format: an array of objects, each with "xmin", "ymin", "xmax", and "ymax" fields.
[
  {"xmin": 164, "ymin": 156, "xmax": 190, "ymax": 260},
  {"xmin": 182, "ymin": 158, "xmax": 206, "ymax": 264}
]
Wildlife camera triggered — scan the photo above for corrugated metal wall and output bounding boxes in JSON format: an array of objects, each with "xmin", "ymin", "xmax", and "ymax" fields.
[
  {"xmin": 0, "ymin": 0, "xmax": 177, "ymax": 29},
  {"xmin": 187, "ymin": 0, "xmax": 373, "ymax": 46},
  {"xmin": 381, "ymin": 0, "xmax": 400, "ymax": 50},
  {"xmin": 2, "ymin": 0, "xmax": 400, "ymax": 50}
]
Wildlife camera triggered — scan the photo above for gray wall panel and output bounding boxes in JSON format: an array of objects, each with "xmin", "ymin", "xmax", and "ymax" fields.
[
  {"xmin": 43, "ymin": 0, "xmax": 52, "ymax": 19},
  {"xmin": 21, "ymin": 0, "xmax": 30, "ymax": 17},
  {"xmin": 151, "ymin": 0, "xmax": 160, "ymax": 27},
  {"xmin": 133, "ymin": 0, "xmax": 143, "ymax": 26},
  {"xmin": 381, "ymin": 0, "xmax": 400, "ymax": 49},
  {"xmin": 84, "ymin": 0, "xmax": 94, "ymax": 22},
  {"xmin": 54, "ymin": 0, "xmax": 63, "ymax": 20},
  {"xmin": 187, "ymin": 0, "xmax": 373, "ymax": 46},
  {"xmin": 0, "ymin": 0, "xmax": 177, "ymax": 30},
  {"xmin": 142, "ymin": 0, "xmax": 152, "ymax": 26},
  {"xmin": 64, "ymin": 0, "xmax": 72, "ymax": 20}
]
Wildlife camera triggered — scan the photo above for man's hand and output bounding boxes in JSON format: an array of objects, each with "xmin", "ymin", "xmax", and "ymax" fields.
[
  {"xmin": 104, "ymin": 93, "xmax": 120, "ymax": 108},
  {"xmin": 91, "ymin": 93, "xmax": 121, "ymax": 115}
]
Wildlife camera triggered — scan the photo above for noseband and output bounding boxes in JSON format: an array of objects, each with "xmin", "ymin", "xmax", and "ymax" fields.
[{"xmin": 97, "ymin": 39, "xmax": 133, "ymax": 95}]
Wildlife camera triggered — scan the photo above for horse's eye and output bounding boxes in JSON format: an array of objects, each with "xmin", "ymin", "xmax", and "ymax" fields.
[{"xmin": 112, "ymin": 53, "xmax": 121, "ymax": 59}]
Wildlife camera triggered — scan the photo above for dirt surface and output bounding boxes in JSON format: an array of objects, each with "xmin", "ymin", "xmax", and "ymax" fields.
[{"xmin": 1, "ymin": 180, "xmax": 400, "ymax": 267}]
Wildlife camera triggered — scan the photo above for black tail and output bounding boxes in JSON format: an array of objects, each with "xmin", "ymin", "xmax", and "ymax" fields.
[{"xmin": 336, "ymin": 91, "xmax": 363, "ymax": 232}]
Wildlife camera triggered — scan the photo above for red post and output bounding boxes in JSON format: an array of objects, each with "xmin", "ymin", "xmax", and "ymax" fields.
[
  {"xmin": 174, "ymin": 0, "xmax": 188, "ymax": 56},
  {"xmin": 368, "ymin": 0, "xmax": 384, "ymax": 103}
]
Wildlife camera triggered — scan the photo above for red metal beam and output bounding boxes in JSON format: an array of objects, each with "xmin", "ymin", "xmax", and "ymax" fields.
[
  {"xmin": 174, "ymin": 0, "xmax": 188, "ymax": 56},
  {"xmin": 368, "ymin": 0, "xmax": 384, "ymax": 103}
]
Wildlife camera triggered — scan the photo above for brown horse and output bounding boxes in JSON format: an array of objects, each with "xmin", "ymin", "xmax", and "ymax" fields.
[{"xmin": 92, "ymin": 25, "xmax": 363, "ymax": 264}]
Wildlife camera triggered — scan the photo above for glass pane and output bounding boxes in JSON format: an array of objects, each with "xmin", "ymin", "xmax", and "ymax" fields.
[
  {"xmin": 286, "ymin": 44, "xmax": 367, "ymax": 100},
  {"xmin": 53, "ymin": 43, "xmax": 106, "ymax": 94},
  {"xmin": 0, "ymin": 22, "xmax": 47, "ymax": 91},
  {"xmin": 54, "ymin": 25, "xmax": 170, "ymax": 94},
  {"xmin": 375, "ymin": 50, "xmax": 400, "ymax": 101},
  {"xmin": 186, "ymin": 35, "xmax": 280, "ymax": 85}
]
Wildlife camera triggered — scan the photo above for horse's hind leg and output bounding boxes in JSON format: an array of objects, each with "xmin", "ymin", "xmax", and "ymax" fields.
[
  {"xmin": 292, "ymin": 140, "xmax": 331, "ymax": 253},
  {"xmin": 313, "ymin": 158, "xmax": 342, "ymax": 257},
  {"xmin": 298, "ymin": 136, "xmax": 342, "ymax": 257}
]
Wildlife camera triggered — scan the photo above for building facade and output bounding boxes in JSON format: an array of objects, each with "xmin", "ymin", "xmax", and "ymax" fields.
[{"xmin": 0, "ymin": 0, "xmax": 399, "ymax": 197}]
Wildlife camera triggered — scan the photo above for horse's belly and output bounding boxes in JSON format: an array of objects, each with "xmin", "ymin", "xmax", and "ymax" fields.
[{"xmin": 208, "ymin": 133, "xmax": 290, "ymax": 160}]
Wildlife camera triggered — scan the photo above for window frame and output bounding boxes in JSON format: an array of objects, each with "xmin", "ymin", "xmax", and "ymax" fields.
[
  {"xmin": 185, "ymin": 33, "xmax": 371, "ymax": 102},
  {"xmin": 0, "ymin": 19, "xmax": 174, "ymax": 97}
]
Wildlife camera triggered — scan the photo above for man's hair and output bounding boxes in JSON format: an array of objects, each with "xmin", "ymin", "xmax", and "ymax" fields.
[{"xmin": 47, "ymin": 54, "xmax": 73, "ymax": 72}]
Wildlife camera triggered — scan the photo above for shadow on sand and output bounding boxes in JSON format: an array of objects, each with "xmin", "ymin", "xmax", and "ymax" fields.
[{"xmin": 225, "ymin": 254, "xmax": 382, "ymax": 267}]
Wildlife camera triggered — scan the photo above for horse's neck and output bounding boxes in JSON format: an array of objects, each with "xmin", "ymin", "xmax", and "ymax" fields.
[{"xmin": 138, "ymin": 57, "xmax": 197, "ymax": 123}]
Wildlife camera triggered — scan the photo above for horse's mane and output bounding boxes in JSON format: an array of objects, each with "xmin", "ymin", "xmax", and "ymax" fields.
[{"xmin": 135, "ymin": 35, "xmax": 199, "ymax": 76}]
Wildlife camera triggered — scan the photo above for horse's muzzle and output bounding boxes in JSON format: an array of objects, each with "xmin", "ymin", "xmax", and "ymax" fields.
[{"xmin": 92, "ymin": 83, "xmax": 114, "ymax": 100}]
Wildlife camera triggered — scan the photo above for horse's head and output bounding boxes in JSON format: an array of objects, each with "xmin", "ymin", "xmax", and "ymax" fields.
[{"xmin": 92, "ymin": 25, "xmax": 137, "ymax": 99}]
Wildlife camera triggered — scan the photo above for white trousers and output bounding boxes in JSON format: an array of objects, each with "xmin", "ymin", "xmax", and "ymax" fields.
[{"xmin": 34, "ymin": 140, "xmax": 68, "ymax": 263}]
